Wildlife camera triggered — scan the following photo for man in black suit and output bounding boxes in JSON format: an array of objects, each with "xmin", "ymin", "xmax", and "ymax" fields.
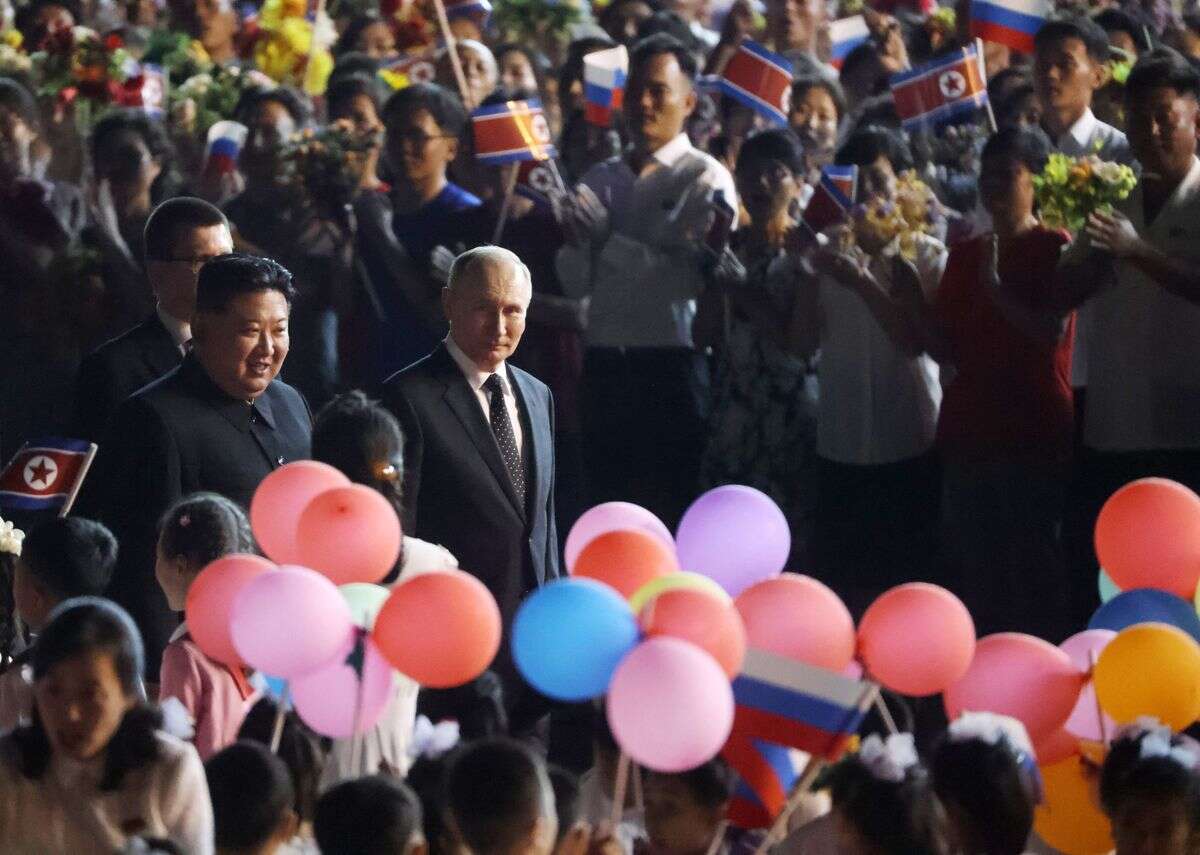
[
  {"xmin": 381, "ymin": 246, "xmax": 559, "ymax": 726},
  {"xmin": 74, "ymin": 197, "xmax": 234, "ymax": 441},
  {"xmin": 81, "ymin": 253, "xmax": 311, "ymax": 677}
]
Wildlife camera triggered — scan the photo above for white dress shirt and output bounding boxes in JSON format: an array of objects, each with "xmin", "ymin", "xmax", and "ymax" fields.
[
  {"xmin": 156, "ymin": 305, "xmax": 192, "ymax": 356},
  {"xmin": 446, "ymin": 335, "xmax": 524, "ymax": 455}
]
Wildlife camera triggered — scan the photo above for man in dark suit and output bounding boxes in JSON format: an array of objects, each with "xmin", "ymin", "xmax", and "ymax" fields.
[
  {"xmin": 74, "ymin": 197, "xmax": 234, "ymax": 441},
  {"xmin": 80, "ymin": 253, "xmax": 311, "ymax": 677},
  {"xmin": 381, "ymin": 246, "xmax": 559, "ymax": 727}
]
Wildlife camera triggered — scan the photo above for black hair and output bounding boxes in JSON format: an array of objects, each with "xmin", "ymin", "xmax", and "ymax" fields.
[
  {"xmin": 1034, "ymin": 17, "xmax": 1112, "ymax": 63},
  {"xmin": 558, "ymin": 37, "xmax": 618, "ymax": 115},
  {"xmin": 494, "ymin": 43, "xmax": 552, "ymax": 92},
  {"xmin": 790, "ymin": 75, "xmax": 848, "ymax": 123},
  {"xmin": 1095, "ymin": 8, "xmax": 1152, "ymax": 54},
  {"xmin": 1126, "ymin": 46, "xmax": 1200, "ymax": 100},
  {"xmin": 548, "ymin": 765, "xmax": 582, "ymax": 844},
  {"xmin": 445, "ymin": 738, "xmax": 551, "ymax": 855},
  {"xmin": 206, "ymin": 741, "xmax": 295, "ymax": 851},
  {"xmin": 238, "ymin": 697, "xmax": 324, "ymax": 822},
  {"xmin": 1185, "ymin": 11, "xmax": 1200, "ymax": 35},
  {"xmin": 195, "ymin": 252, "xmax": 296, "ymax": 314},
  {"xmin": 14, "ymin": 0, "xmax": 80, "ymax": 47},
  {"xmin": 840, "ymin": 41, "xmax": 887, "ymax": 94},
  {"xmin": 327, "ymin": 71, "xmax": 390, "ymax": 120},
  {"xmin": 0, "ymin": 77, "xmax": 41, "ymax": 132},
  {"xmin": 143, "ymin": 196, "xmax": 229, "ymax": 263},
  {"xmin": 598, "ymin": 0, "xmax": 661, "ymax": 32},
  {"xmin": 481, "ymin": 85, "xmax": 538, "ymax": 110},
  {"xmin": 1100, "ymin": 729, "xmax": 1200, "ymax": 827},
  {"xmin": 827, "ymin": 752, "xmax": 951, "ymax": 855},
  {"xmin": 418, "ymin": 671, "xmax": 508, "ymax": 742},
  {"xmin": 20, "ymin": 516, "xmax": 117, "ymax": 602},
  {"xmin": 646, "ymin": 758, "xmax": 737, "ymax": 809},
  {"xmin": 986, "ymin": 65, "xmax": 1033, "ymax": 106},
  {"xmin": 630, "ymin": 32, "xmax": 699, "ymax": 81},
  {"xmin": 637, "ymin": 12, "xmax": 704, "ymax": 56},
  {"xmin": 330, "ymin": 51, "xmax": 384, "ymax": 85},
  {"xmin": 335, "ymin": 11, "xmax": 391, "ymax": 57},
  {"xmin": 836, "ymin": 124, "xmax": 914, "ymax": 172},
  {"xmin": 233, "ymin": 85, "xmax": 314, "ymax": 128},
  {"xmin": 931, "ymin": 737, "xmax": 1035, "ymax": 855},
  {"xmin": 382, "ymin": 82, "xmax": 470, "ymax": 137},
  {"xmin": 408, "ymin": 750, "xmax": 457, "ymax": 855},
  {"xmin": 995, "ymin": 81, "xmax": 1039, "ymax": 129},
  {"xmin": 14, "ymin": 598, "xmax": 164, "ymax": 790},
  {"xmin": 981, "ymin": 125, "xmax": 1053, "ymax": 174},
  {"xmin": 89, "ymin": 108, "xmax": 179, "ymax": 202},
  {"xmin": 316, "ymin": 775, "xmax": 424, "ymax": 855},
  {"xmin": 736, "ymin": 127, "xmax": 806, "ymax": 179},
  {"xmin": 157, "ymin": 492, "xmax": 255, "ymax": 575}
]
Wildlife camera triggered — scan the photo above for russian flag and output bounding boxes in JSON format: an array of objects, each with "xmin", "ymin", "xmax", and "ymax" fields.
[
  {"xmin": 889, "ymin": 43, "xmax": 989, "ymax": 131},
  {"xmin": 472, "ymin": 99, "xmax": 557, "ymax": 165},
  {"xmin": 731, "ymin": 648, "xmax": 877, "ymax": 760},
  {"xmin": 970, "ymin": 0, "xmax": 1049, "ymax": 54},
  {"xmin": 584, "ymin": 45, "xmax": 627, "ymax": 128},
  {"xmin": 0, "ymin": 438, "xmax": 97, "ymax": 514},
  {"xmin": 723, "ymin": 734, "xmax": 798, "ymax": 829},
  {"xmin": 829, "ymin": 16, "xmax": 870, "ymax": 70},
  {"xmin": 204, "ymin": 120, "xmax": 248, "ymax": 176},
  {"xmin": 720, "ymin": 38, "xmax": 793, "ymax": 126},
  {"xmin": 802, "ymin": 165, "xmax": 857, "ymax": 234}
]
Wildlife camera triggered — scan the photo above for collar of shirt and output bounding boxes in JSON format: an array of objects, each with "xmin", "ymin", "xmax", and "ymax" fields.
[
  {"xmin": 156, "ymin": 305, "xmax": 191, "ymax": 351},
  {"xmin": 1060, "ymin": 108, "xmax": 1099, "ymax": 153},
  {"xmin": 648, "ymin": 133, "xmax": 694, "ymax": 169},
  {"xmin": 179, "ymin": 355, "xmax": 277, "ymax": 432},
  {"xmin": 445, "ymin": 335, "xmax": 511, "ymax": 395}
]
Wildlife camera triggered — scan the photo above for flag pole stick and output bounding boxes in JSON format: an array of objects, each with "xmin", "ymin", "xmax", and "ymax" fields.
[
  {"xmin": 632, "ymin": 760, "xmax": 644, "ymax": 811},
  {"xmin": 60, "ymin": 443, "xmax": 98, "ymax": 517},
  {"xmin": 270, "ymin": 683, "xmax": 290, "ymax": 754},
  {"xmin": 873, "ymin": 691, "xmax": 900, "ymax": 736},
  {"xmin": 703, "ymin": 820, "xmax": 729, "ymax": 855},
  {"xmin": 610, "ymin": 751, "xmax": 631, "ymax": 828},
  {"xmin": 430, "ymin": 0, "xmax": 471, "ymax": 106},
  {"xmin": 493, "ymin": 162, "xmax": 521, "ymax": 244},
  {"xmin": 974, "ymin": 38, "xmax": 998, "ymax": 133},
  {"xmin": 1089, "ymin": 649, "xmax": 1108, "ymax": 746}
]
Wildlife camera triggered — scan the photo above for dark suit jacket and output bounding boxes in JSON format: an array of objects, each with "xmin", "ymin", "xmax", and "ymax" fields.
[
  {"xmin": 79, "ymin": 356, "xmax": 311, "ymax": 676},
  {"xmin": 74, "ymin": 313, "xmax": 182, "ymax": 442}
]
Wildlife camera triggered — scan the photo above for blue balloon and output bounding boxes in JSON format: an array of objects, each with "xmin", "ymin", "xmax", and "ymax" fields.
[
  {"xmin": 1088, "ymin": 588, "xmax": 1200, "ymax": 642},
  {"xmin": 512, "ymin": 578, "xmax": 640, "ymax": 701}
]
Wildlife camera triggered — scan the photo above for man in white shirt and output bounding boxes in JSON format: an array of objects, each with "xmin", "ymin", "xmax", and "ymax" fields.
[{"xmin": 556, "ymin": 33, "xmax": 737, "ymax": 526}]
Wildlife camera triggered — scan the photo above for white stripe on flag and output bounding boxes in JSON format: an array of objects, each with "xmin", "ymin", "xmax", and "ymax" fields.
[{"xmin": 739, "ymin": 648, "xmax": 868, "ymax": 708}]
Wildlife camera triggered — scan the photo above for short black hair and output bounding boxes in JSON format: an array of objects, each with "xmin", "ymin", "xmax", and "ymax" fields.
[
  {"xmin": 836, "ymin": 124, "xmax": 914, "ymax": 172},
  {"xmin": 330, "ymin": 51, "xmax": 384, "ymax": 85},
  {"xmin": 238, "ymin": 698, "xmax": 324, "ymax": 823},
  {"xmin": 630, "ymin": 32, "xmax": 698, "ymax": 81},
  {"xmin": 981, "ymin": 125, "xmax": 1053, "ymax": 174},
  {"xmin": 445, "ymin": 738, "xmax": 551, "ymax": 855},
  {"xmin": 840, "ymin": 41, "xmax": 885, "ymax": 87},
  {"xmin": 931, "ymin": 737, "xmax": 1035, "ymax": 855},
  {"xmin": 206, "ymin": 741, "xmax": 295, "ymax": 852},
  {"xmin": 986, "ymin": 65, "xmax": 1033, "ymax": 105},
  {"xmin": 637, "ymin": 12, "xmax": 703, "ymax": 56},
  {"xmin": 233, "ymin": 85, "xmax": 314, "ymax": 128},
  {"xmin": 382, "ymin": 82, "xmax": 470, "ymax": 137},
  {"xmin": 1034, "ymin": 17, "xmax": 1112, "ymax": 63},
  {"xmin": 327, "ymin": 71, "xmax": 390, "ymax": 119},
  {"xmin": 1126, "ymin": 46, "xmax": 1200, "ymax": 101},
  {"xmin": 315, "ymin": 775, "xmax": 424, "ymax": 855},
  {"xmin": 195, "ymin": 253, "xmax": 296, "ymax": 314},
  {"xmin": 736, "ymin": 127, "xmax": 806, "ymax": 179},
  {"xmin": 158, "ymin": 492, "xmax": 255, "ymax": 574},
  {"xmin": 1095, "ymin": 8, "xmax": 1151, "ymax": 53},
  {"xmin": 89, "ymin": 108, "xmax": 176, "ymax": 178},
  {"xmin": 143, "ymin": 197, "xmax": 229, "ymax": 263},
  {"xmin": 1100, "ymin": 728, "xmax": 1200, "ymax": 827},
  {"xmin": 790, "ymin": 75, "xmax": 848, "ymax": 123},
  {"xmin": 335, "ymin": 11, "xmax": 389, "ymax": 57},
  {"xmin": 995, "ymin": 81, "xmax": 1038, "ymax": 129},
  {"xmin": 647, "ymin": 759, "xmax": 737, "ymax": 810},
  {"xmin": 0, "ymin": 77, "xmax": 40, "ymax": 132},
  {"xmin": 548, "ymin": 765, "xmax": 582, "ymax": 844},
  {"xmin": 827, "ymin": 754, "xmax": 950, "ymax": 855},
  {"xmin": 20, "ymin": 516, "xmax": 117, "ymax": 602}
]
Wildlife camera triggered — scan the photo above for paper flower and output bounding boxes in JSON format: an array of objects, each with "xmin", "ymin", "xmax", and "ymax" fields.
[
  {"xmin": 857, "ymin": 733, "xmax": 920, "ymax": 782},
  {"xmin": 407, "ymin": 715, "xmax": 461, "ymax": 761},
  {"xmin": 0, "ymin": 517, "xmax": 24, "ymax": 558}
]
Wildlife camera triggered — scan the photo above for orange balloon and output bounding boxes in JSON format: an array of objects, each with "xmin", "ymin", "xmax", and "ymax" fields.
[
  {"xmin": 1093, "ymin": 622, "xmax": 1200, "ymax": 730},
  {"xmin": 372, "ymin": 570, "xmax": 502, "ymax": 688},
  {"xmin": 640, "ymin": 589, "xmax": 747, "ymax": 677},
  {"xmin": 1095, "ymin": 478, "xmax": 1200, "ymax": 599},
  {"xmin": 572, "ymin": 529, "xmax": 679, "ymax": 599},
  {"xmin": 735, "ymin": 574, "xmax": 856, "ymax": 671},
  {"xmin": 1033, "ymin": 756, "xmax": 1113, "ymax": 855}
]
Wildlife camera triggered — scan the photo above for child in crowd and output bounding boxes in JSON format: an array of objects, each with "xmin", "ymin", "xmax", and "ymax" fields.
[
  {"xmin": 0, "ymin": 598, "xmax": 213, "ymax": 852},
  {"xmin": 0, "ymin": 515, "xmax": 117, "ymax": 732},
  {"xmin": 206, "ymin": 741, "xmax": 298, "ymax": 855},
  {"xmin": 638, "ymin": 759, "xmax": 736, "ymax": 855},
  {"xmin": 315, "ymin": 774, "xmax": 428, "ymax": 855},
  {"xmin": 577, "ymin": 705, "xmax": 646, "ymax": 849},
  {"xmin": 549, "ymin": 765, "xmax": 592, "ymax": 855},
  {"xmin": 156, "ymin": 492, "xmax": 259, "ymax": 760}
]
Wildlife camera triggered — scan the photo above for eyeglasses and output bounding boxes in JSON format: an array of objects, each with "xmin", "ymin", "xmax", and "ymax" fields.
[{"xmin": 390, "ymin": 130, "xmax": 456, "ymax": 147}]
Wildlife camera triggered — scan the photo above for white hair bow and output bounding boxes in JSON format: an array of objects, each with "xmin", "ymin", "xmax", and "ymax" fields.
[
  {"xmin": 857, "ymin": 733, "xmax": 919, "ymax": 783},
  {"xmin": 948, "ymin": 711, "xmax": 1035, "ymax": 757},
  {"xmin": 408, "ymin": 715, "xmax": 461, "ymax": 762},
  {"xmin": 0, "ymin": 516, "xmax": 24, "ymax": 558}
]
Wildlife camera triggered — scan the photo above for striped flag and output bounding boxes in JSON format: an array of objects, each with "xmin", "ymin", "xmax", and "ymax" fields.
[
  {"xmin": 445, "ymin": 0, "xmax": 491, "ymax": 18},
  {"xmin": 889, "ymin": 43, "xmax": 989, "ymax": 131},
  {"xmin": 204, "ymin": 120, "xmax": 248, "ymax": 176},
  {"xmin": 379, "ymin": 49, "xmax": 438, "ymax": 89},
  {"xmin": 720, "ymin": 38, "xmax": 793, "ymax": 126},
  {"xmin": 0, "ymin": 438, "xmax": 97, "ymax": 515},
  {"xmin": 829, "ymin": 16, "xmax": 870, "ymax": 70},
  {"xmin": 970, "ymin": 0, "xmax": 1050, "ymax": 53},
  {"xmin": 723, "ymin": 735, "xmax": 798, "ymax": 829},
  {"xmin": 584, "ymin": 45, "xmax": 628, "ymax": 127},
  {"xmin": 802, "ymin": 165, "xmax": 857, "ymax": 234},
  {"xmin": 472, "ymin": 99, "xmax": 557, "ymax": 165}
]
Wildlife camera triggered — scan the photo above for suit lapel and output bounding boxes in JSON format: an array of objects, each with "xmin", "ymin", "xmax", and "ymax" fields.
[
  {"xmin": 142, "ymin": 314, "xmax": 184, "ymax": 377},
  {"xmin": 510, "ymin": 367, "xmax": 548, "ymax": 508}
]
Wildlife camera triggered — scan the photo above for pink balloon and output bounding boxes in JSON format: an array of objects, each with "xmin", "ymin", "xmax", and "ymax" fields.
[
  {"xmin": 294, "ymin": 485, "xmax": 402, "ymax": 585},
  {"xmin": 676, "ymin": 486, "xmax": 790, "ymax": 596},
  {"xmin": 231, "ymin": 565, "xmax": 354, "ymax": 678},
  {"xmin": 735, "ymin": 574, "xmax": 856, "ymax": 671},
  {"xmin": 291, "ymin": 636, "xmax": 394, "ymax": 738},
  {"xmin": 185, "ymin": 554, "xmax": 276, "ymax": 668},
  {"xmin": 565, "ymin": 502, "xmax": 675, "ymax": 572},
  {"xmin": 1035, "ymin": 727, "xmax": 1081, "ymax": 765},
  {"xmin": 607, "ymin": 637, "xmax": 734, "ymax": 772},
  {"xmin": 250, "ymin": 462, "xmax": 349, "ymax": 564},
  {"xmin": 945, "ymin": 633, "xmax": 1086, "ymax": 744},
  {"xmin": 858, "ymin": 583, "xmax": 976, "ymax": 697},
  {"xmin": 1059, "ymin": 630, "xmax": 1118, "ymax": 742}
]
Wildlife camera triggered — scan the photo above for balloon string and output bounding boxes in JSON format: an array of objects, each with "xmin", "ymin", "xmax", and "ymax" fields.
[
  {"xmin": 874, "ymin": 691, "xmax": 900, "ymax": 736},
  {"xmin": 270, "ymin": 682, "xmax": 290, "ymax": 754},
  {"xmin": 703, "ymin": 820, "xmax": 729, "ymax": 855},
  {"xmin": 611, "ymin": 751, "xmax": 631, "ymax": 828},
  {"xmin": 1089, "ymin": 649, "xmax": 1107, "ymax": 746}
]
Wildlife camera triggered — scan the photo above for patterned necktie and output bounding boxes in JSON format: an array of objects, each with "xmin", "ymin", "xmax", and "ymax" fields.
[{"xmin": 483, "ymin": 373, "xmax": 526, "ymax": 506}]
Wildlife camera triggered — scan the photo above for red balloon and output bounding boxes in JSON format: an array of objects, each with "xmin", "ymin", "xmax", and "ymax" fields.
[
  {"xmin": 572, "ymin": 529, "xmax": 679, "ymax": 599},
  {"xmin": 1035, "ymin": 727, "xmax": 1082, "ymax": 766},
  {"xmin": 1095, "ymin": 478, "xmax": 1200, "ymax": 599},
  {"xmin": 373, "ymin": 570, "xmax": 502, "ymax": 687},
  {"xmin": 185, "ymin": 554, "xmax": 275, "ymax": 667},
  {"xmin": 250, "ymin": 461, "xmax": 349, "ymax": 564},
  {"xmin": 735, "ymin": 574, "xmax": 855, "ymax": 671},
  {"xmin": 945, "ymin": 633, "xmax": 1086, "ymax": 744},
  {"xmin": 294, "ymin": 485, "xmax": 402, "ymax": 585},
  {"xmin": 640, "ymin": 589, "xmax": 747, "ymax": 678},
  {"xmin": 858, "ymin": 583, "xmax": 976, "ymax": 696}
]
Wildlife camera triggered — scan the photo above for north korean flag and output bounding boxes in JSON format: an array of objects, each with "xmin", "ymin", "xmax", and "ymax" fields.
[
  {"xmin": 719, "ymin": 38, "xmax": 793, "ymax": 126},
  {"xmin": 0, "ymin": 438, "xmax": 97, "ymax": 513},
  {"xmin": 889, "ymin": 43, "xmax": 989, "ymax": 131},
  {"xmin": 472, "ymin": 99, "xmax": 557, "ymax": 165},
  {"xmin": 723, "ymin": 734, "xmax": 798, "ymax": 829},
  {"xmin": 802, "ymin": 165, "xmax": 857, "ymax": 235}
]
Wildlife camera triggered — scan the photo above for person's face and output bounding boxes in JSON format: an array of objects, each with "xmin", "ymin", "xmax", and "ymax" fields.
[
  {"xmin": 1113, "ymin": 800, "xmax": 1193, "ymax": 855},
  {"xmin": 643, "ymin": 775, "xmax": 726, "ymax": 855},
  {"xmin": 737, "ymin": 157, "xmax": 801, "ymax": 225},
  {"xmin": 241, "ymin": 100, "xmax": 297, "ymax": 185},
  {"xmin": 1107, "ymin": 28, "xmax": 1138, "ymax": 59},
  {"xmin": 441, "ymin": 258, "xmax": 531, "ymax": 372},
  {"xmin": 95, "ymin": 128, "xmax": 162, "ymax": 200},
  {"xmin": 1127, "ymin": 87, "xmax": 1200, "ymax": 180},
  {"xmin": 1034, "ymin": 37, "xmax": 1104, "ymax": 122},
  {"xmin": 604, "ymin": 0, "xmax": 653, "ymax": 45},
  {"xmin": 357, "ymin": 20, "xmax": 396, "ymax": 60},
  {"xmin": 499, "ymin": 50, "xmax": 538, "ymax": 96},
  {"xmin": 385, "ymin": 107, "xmax": 458, "ymax": 190},
  {"xmin": 170, "ymin": 0, "xmax": 237, "ymax": 52},
  {"xmin": 627, "ymin": 52, "xmax": 697, "ymax": 152},
  {"xmin": 11, "ymin": 558, "xmax": 51, "ymax": 632},
  {"xmin": 0, "ymin": 105, "xmax": 36, "ymax": 179},
  {"xmin": 1001, "ymin": 91, "xmax": 1042, "ymax": 130},
  {"xmin": 789, "ymin": 85, "xmax": 839, "ymax": 157},
  {"xmin": 859, "ymin": 154, "xmax": 897, "ymax": 203},
  {"xmin": 448, "ymin": 15, "xmax": 483, "ymax": 43},
  {"xmin": 149, "ymin": 223, "xmax": 233, "ymax": 321},
  {"xmin": 332, "ymin": 93, "xmax": 383, "ymax": 138},
  {"xmin": 438, "ymin": 44, "xmax": 497, "ymax": 111},
  {"xmin": 35, "ymin": 651, "xmax": 135, "ymax": 762},
  {"xmin": 193, "ymin": 289, "xmax": 290, "ymax": 401},
  {"xmin": 979, "ymin": 155, "xmax": 1035, "ymax": 224},
  {"xmin": 154, "ymin": 539, "xmax": 189, "ymax": 612},
  {"xmin": 768, "ymin": 0, "xmax": 819, "ymax": 51}
]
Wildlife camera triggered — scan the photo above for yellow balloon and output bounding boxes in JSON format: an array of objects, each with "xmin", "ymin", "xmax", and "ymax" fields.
[
  {"xmin": 629, "ymin": 572, "xmax": 730, "ymax": 614},
  {"xmin": 1033, "ymin": 756, "xmax": 1113, "ymax": 855},
  {"xmin": 1094, "ymin": 622, "xmax": 1200, "ymax": 730}
]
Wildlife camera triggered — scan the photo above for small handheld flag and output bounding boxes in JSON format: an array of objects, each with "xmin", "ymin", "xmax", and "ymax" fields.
[
  {"xmin": 204, "ymin": 120, "xmax": 248, "ymax": 176},
  {"xmin": 379, "ymin": 49, "xmax": 438, "ymax": 89},
  {"xmin": 584, "ymin": 45, "xmax": 628, "ymax": 128},
  {"xmin": 889, "ymin": 43, "xmax": 989, "ymax": 131},
  {"xmin": 970, "ymin": 0, "xmax": 1049, "ymax": 54},
  {"xmin": 472, "ymin": 99, "xmax": 557, "ymax": 165},
  {"xmin": 445, "ymin": 0, "xmax": 491, "ymax": 19},
  {"xmin": 0, "ymin": 438, "xmax": 98, "ymax": 516},
  {"xmin": 802, "ymin": 165, "xmax": 857, "ymax": 234},
  {"xmin": 829, "ymin": 16, "xmax": 870, "ymax": 70},
  {"xmin": 719, "ymin": 38, "xmax": 793, "ymax": 126},
  {"xmin": 723, "ymin": 735, "xmax": 798, "ymax": 829}
]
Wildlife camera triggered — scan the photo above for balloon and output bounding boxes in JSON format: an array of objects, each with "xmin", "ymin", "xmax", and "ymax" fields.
[
  {"xmin": 231, "ymin": 565, "xmax": 354, "ymax": 678},
  {"xmin": 676, "ymin": 485, "xmax": 790, "ymax": 596},
  {"xmin": 629, "ymin": 572, "xmax": 730, "ymax": 614},
  {"xmin": 1034, "ymin": 727, "xmax": 1081, "ymax": 765},
  {"xmin": 640, "ymin": 588, "xmax": 747, "ymax": 678},
  {"xmin": 340, "ymin": 583, "xmax": 391, "ymax": 629},
  {"xmin": 944, "ymin": 633, "xmax": 1085, "ymax": 743},
  {"xmin": 1098, "ymin": 569, "xmax": 1121, "ymax": 604},
  {"xmin": 1059, "ymin": 630, "xmax": 1117, "ymax": 742},
  {"xmin": 565, "ymin": 502, "xmax": 674, "ymax": 572},
  {"xmin": 571, "ymin": 529, "xmax": 679, "ymax": 599},
  {"xmin": 294, "ymin": 485, "xmax": 401, "ymax": 586},
  {"xmin": 857, "ymin": 583, "xmax": 976, "ymax": 697},
  {"xmin": 607, "ymin": 637, "xmax": 734, "ymax": 772},
  {"xmin": 291, "ymin": 635, "xmax": 394, "ymax": 738},
  {"xmin": 735, "ymin": 574, "xmax": 855, "ymax": 671},
  {"xmin": 1093, "ymin": 622, "xmax": 1200, "ymax": 730},
  {"xmin": 1095, "ymin": 477, "xmax": 1200, "ymax": 599},
  {"xmin": 1033, "ymin": 756, "xmax": 1113, "ymax": 855},
  {"xmin": 185, "ymin": 554, "xmax": 275, "ymax": 668},
  {"xmin": 512, "ymin": 578, "xmax": 639, "ymax": 701},
  {"xmin": 1088, "ymin": 588, "xmax": 1200, "ymax": 642},
  {"xmin": 250, "ymin": 461, "xmax": 349, "ymax": 564},
  {"xmin": 373, "ymin": 570, "xmax": 501, "ymax": 688}
]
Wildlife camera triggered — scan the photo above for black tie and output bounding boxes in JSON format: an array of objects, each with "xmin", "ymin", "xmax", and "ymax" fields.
[{"xmin": 483, "ymin": 373, "xmax": 525, "ymax": 506}]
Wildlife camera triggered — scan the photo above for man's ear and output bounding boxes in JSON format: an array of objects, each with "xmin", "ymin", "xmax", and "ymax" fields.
[
  {"xmin": 1090, "ymin": 56, "xmax": 1110, "ymax": 90},
  {"xmin": 683, "ymin": 88, "xmax": 698, "ymax": 119},
  {"xmin": 447, "ymin": 135, "xmax": 461, "ymax": 161},
  {"xmin": 441, "ymin": 286, "xmax": 453, "ymax": 321}
]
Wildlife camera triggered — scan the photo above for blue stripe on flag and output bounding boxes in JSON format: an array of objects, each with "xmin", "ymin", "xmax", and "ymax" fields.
[
  {"xmin": 740, "ymin": 40, "xmax": 794, "ymax": 76},
  {"xmin": 733, "ymin": 674, "xmax": 864, "ymax": 733},
  {"xmin": 0, "ymin": 492, "xmax": 66, "ymax": 510},
  {"xmin": 583, "ymin": 82, "xmax": 617, "ymax": 106},
  {"xmin": 719, "ymin": 79, "xmax": 787, "ymax": 126},
  {"xmin": 890, "ymin": 46, "xmax": 978, "ymax": 87},
  {"xmin": 900, "ymin": 94, "xmax": 988, "ymax": 130},
  {"xmin": 25, "ymin": 437, "xmax": 92, "ymax": 454}
]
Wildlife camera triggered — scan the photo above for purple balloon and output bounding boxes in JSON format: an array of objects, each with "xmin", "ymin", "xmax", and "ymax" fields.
[
  {"xmin": 565, "ymin": 502, "xmax": 675, "ymax": 572},
  {"xmin": 675, "ymin": 486, "xmax": 790, "ymax": 596},
  {"xmin": 292, "ymin": 636, "xmax": 395, "ymax": 738}
]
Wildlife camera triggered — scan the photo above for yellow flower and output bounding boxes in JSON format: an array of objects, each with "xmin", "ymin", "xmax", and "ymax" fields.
[{"xmin": 2, "ymin": 29, "xmax": 22, "ymax": 49}]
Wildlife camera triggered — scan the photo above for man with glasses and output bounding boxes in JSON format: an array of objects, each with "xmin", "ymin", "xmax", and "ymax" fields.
[{"xmin": 74, "ymin": 196, "xmax": 233, "ymax": 441}]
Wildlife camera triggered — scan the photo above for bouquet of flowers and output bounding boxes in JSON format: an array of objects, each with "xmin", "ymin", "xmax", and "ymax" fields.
[
  {"xmin": 276, "ymin": 120, "xmax": 381, "ymax": 220},
  {"xmin": 172, "ymin": 65, "xmax": 275, "ymax": 139},
  {"xmin": 142, "ymin": 29, "xmax": 212, "ymax": 82},
  {"xmin": 1033, "ymin": 152, "xmax": 1137, "ymax": 233},
  {"xmin": 829, "ymin": 170, "xmax": 938, "ymax": 261},
  {"xmin": 30, "ymin": 26, "xmax": 144, "ymax": 130},
  {"xmin": 492, "ymin": 0, "xmax": 586, "ymax": 58},
  {"xmin": 0, "ymin": 27, "xmax": 31, "ymax": 75},
  {"xmin": 253, "ymin": 0, "xmax": 335, "ymax": 95}
]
